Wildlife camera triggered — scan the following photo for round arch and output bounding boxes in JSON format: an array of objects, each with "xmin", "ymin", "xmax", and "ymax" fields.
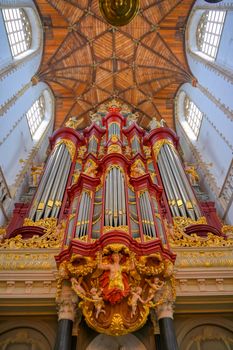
[{"xmin": 86, "ymin": 333, "xmax": 147, "ymax": 350}]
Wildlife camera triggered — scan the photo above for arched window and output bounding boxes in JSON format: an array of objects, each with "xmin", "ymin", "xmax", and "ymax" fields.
[
  {"xmin": 2, "ymin": 8, "xmax": 32, "ymax": 57},
  {"xmin": 184, "ymin": 96, "xmax": 203, "ymax": 138},
  {"xmin": 26, "ymin": 95, "xmax": 45, "ymax": 137},
  {"xmin": 196, "ymin": 10, "xmax": 226, "ymax": 60}
]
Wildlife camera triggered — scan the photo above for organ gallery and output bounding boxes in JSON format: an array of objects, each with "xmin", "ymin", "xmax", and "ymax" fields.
[{"xmin": 1, "ymin": 100, "xmax": 233, "ymax": 349}]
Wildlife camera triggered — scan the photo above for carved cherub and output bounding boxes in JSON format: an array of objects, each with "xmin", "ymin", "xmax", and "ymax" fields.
[
  {"xmin": 71, "ymin": 277, "xmax": 86, "ymax": 297},
  {"xmin": 145, "ymin": 277, "xmax": 165, "ymax": 303},
  {"xmin": 184, "ymin": 162, "xmax": 199, "ymax": 185},
  {"xmin": 90, "ymin": 287, "xmax": 106, "ymax": 319},
  {"xmin": 130, "ymin": 160, "xmax": 145, "ymax": 178},
  {"xmin": 84, "ymin": 160, "xmax": 98, "ymax": 177},
  {"xmin": 128, "ymin": 286, "xmax": 146, "ymax": 318},
  {"xmin": 143, "ymin": 146, "xmax": 151, "ymax": 158}
]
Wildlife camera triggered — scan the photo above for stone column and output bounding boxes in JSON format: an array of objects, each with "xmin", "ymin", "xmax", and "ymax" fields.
[
  {"xmin": 156, "ymin": 302, "xmax": 179, "ymax": 350},
  {"xmin": 54, "ymin": 283, "xmax": 78, "ymax": 350}
]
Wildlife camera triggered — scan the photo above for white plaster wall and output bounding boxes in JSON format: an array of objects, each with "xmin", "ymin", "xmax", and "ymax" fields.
[
  {"xmin": 0, "ymin": 0, "xmax": 55, "ymax": 226},
  {"xmin": 175, "ymin": 1, "xmax": 233, "ymax": 225}
]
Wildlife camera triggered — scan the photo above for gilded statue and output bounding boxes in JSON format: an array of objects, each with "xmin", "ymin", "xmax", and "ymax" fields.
[
  {"xmin": 31, "ymin": 164, "xmax": 44, "ymax": 186},
  {"xmin": 65, "ymin": 116, "xmax": 80, "ymax": 129},
  {"xmin": 184, "ymin": 163, "xmax": 199, "ymax": 185},
  {"xmin": 145, "ymin": 277, "xmax": 164, "ymax": 303},
  {"xmin": 128, "ymin": 286, "xmax": 146, "ymax": 318},
  {"xmin": 130, "ymin": 160, "xmax": 145, "ymax": 178},
  {"xmin": 71, "ymin": 277, "xmax": 86, "ymax": 297},
  {"xmin": 77, "ymin": 146, "xmax": 87, "ymax": 159},
  {"xmin": 84, "ymin": 160, "xmax": 98, "ymax": 177},
  {"xmin": 97, "ymin": 251, "xmax": 134, "ymax": 304},
  {"xmin": 143, "ymin": 146, "xmax": 151, "ymax": 159},
  {"xmin": 90, "ymin": 287, "xmax": 106, "ymax": 319}
]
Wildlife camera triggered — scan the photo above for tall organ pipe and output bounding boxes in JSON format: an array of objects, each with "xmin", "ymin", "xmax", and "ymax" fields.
[
  {"xmin": 30, "ymin": 144, "xmax": 73, "ymax": 221},
  {"xmin": 167, "ymin": 145, "xmax": 201, "ymax": 218},
  {"xmin": 158, "ymin": 152, "xmax": 180, "ymax": 216},
  {"xmin": 104, "ymin": 167, "xmax": 127, "ymax": 227},
  {"xmin": 29, "ymin": 144, "xmax": 62, "ymax": 219},
  {"xmin": 163, "ymin": 145, "xmax": 196, "ymax": 220},
  {"xmin": 160, "ymin": 148, "xmax": 187, "ymax": 217},
  {"xmin": 44, "ymin": 149, "xmax": 69, "ymax": 218},
  {"xmin": 50, "ymin": 152, "xmax": 71, "ymax": 218}
]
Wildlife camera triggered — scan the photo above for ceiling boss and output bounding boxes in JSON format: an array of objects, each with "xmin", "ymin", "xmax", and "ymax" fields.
[{"xmin": 99, "ymin": 0, "xmax": 140, "ymax": 26}]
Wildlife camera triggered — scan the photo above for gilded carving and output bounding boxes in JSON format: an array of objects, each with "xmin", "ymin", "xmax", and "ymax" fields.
[
  {"xmin": 153, "ymin": 139, "xmax": 175, "ymax": 160},
  {"xmin": 57, "ymin": 244, "xmax": 175, "ymax": 336},
  {"xmin": 130, "ymin": 159, "xmax": 146, "ymax": 178},
  {"xmin": 83, "ymin": 159, "xmax": 98, "ymax": 177},
  {"xmin": 65, "ymin": 116, "xmax": 80, "ymax": 129},
  {"xmin": 0, "ymin": 218, "xmax": 65, "ymax": 249},
  {"xmin": 55, "ymin": 139, "xmax": 76, "ymax": 161},
  {"xmin": 167, "ymin": 217, "xmax": 233, "ymax": 248},
  {"xmin": 107, "ymin": 144, "xmax": 122, "ymax": 154},
  {"xmin": 77, "ymin": 145, "xmax": 87, "ymax": 159}
]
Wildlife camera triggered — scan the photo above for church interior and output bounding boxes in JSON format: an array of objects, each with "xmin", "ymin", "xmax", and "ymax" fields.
[{"xmin": 0, "ymin": 0, "xmax": 233, "ymax": 349}]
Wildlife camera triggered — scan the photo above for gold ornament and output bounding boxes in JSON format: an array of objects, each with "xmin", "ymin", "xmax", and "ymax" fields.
[
  {"xmin": 107, "ymin": 144, "xmax": 122, "ymax": 154},
  {"xmin": 0, "ymin": 218, "xmax": 65, "ymax": 249},
  {"xmin": 99, "ymin": 0, "xmax": 140, "ymax": 26},
  {"xmin": 168, "ymin": 217, "xmax": 233, "ymax": 248},
  {"xmin": 55, "ymin": 139, "xmax": 76, "ymax": 161},
  {"xmin": 56, "ymin": 243, "xmax": 175, "ymax": 336},
  {"xmin": 103, "ymin": 225, "xmax": 129, "ymax": 234},
  {"xmin": 83, "ymin": 159, "xmax": 98, "ymax": 177},
  {"xmin": 153, "ymin": 139, "xmax": 175, "ymax": 161},
  {"xmin": 130, "ymin": 159, "xmax": 146, "ymax": 178}
]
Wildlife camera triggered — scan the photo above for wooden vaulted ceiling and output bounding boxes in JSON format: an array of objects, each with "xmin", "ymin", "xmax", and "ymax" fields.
[{"xmin": 36, "ymin": 0, "xmax": 195, "ymax": 130}]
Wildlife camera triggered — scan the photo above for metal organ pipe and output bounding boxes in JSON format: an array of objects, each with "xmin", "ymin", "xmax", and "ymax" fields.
[
  {"xmin": 29, "ymin": 143, "xmax": 72, "ymax": 221},
  {"xmin": 157, "ymin": 152, "xmax": 180, "ymax": 217},
  {"xmin": 104, "ymin": 167, "xmax": 127, "ymax": 227},
  {"xmin": 168, "ymin": 146, "xmax": 201, "ymax": 218},
  {"xmin": 28, "ymin": 146, "xmax": 57, "ymax": 219},
  {"xmin": 163, "ymin": 145, "xmax": 196, "ymax": 220},
  {"xmin": 159, "ymin": 147, "xmax": 187, "ymax": 217}
]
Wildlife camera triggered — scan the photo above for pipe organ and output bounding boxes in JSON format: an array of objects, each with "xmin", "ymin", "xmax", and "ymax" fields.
[{"xmin": 4, "ymin": 100, "xmax": 225, "ymax": 349}]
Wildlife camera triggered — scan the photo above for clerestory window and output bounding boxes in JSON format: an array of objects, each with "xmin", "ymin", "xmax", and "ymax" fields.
[
  {"xmin": 184, "ymin": 97, "xmax": 203, "ymax": 138},
  {"xmin": 2, "ymin": 8, "xmax": 32, "ymax": 57},
  {"xmin": 26, "ymin": 96, "xmax": 45, "ymax": 137},
  {"xmin": 196, "ymin": 10, "xmax": 226, "ymax": 60}
]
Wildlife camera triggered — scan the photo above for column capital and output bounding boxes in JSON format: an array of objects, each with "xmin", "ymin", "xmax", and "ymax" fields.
[
  {"xmin": 56, "ymin": 283, "xmax": 78, "ymax": 322},
  {"xmin": 156, "ymin": 301, "xmax": 174, "ymax": 320}
]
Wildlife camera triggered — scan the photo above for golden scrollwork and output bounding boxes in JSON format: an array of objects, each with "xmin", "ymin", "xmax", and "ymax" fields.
[
  {"xmin": 168, "ymin": 216, "xmax": 233, "ymax": 248},
  {"xmin": 103, "ymin": 225, "xmax": 129, "ymax": 234},
  {"xmin": 99, "ymin": 0, "xmax": 140, "ymax": 26},
  {"xmin": 67, "ymin": 255, "xmax": 97, "ymax": 276},
  {"xmin": 107, "ymin": 144, "xmax": 122, "ymax": 154},
  {"xmin": 77, "ymin": 146, "xmax": 87, "ymax": 159},
  {"xmin": 109, "ymin": 314, "xmax": 125, "ymax": 335},
  {"xmin": 83, "ymin": 159, "xmax": 98, "ymax": 177},
  {"xmin": 135, "ymin": 254, "xmax": 165, "ymax": 276},
  {"xmin": 65, "ymin": 116, "xmax": 80, "ymax": 130},
  {"xmin": 0, "ymin": 218, "xmax": 65, "ymax": 249},
  {"xmin": 130, "ymin": 159, "xmax": 145, "ymax": 178},
  {"xmin": 152, "ymin": 139, "xmax": 175, "ymax": 161},
  {"xmin": 55, "ymin": 139, "xmax": 76, "ymax": 161}
]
